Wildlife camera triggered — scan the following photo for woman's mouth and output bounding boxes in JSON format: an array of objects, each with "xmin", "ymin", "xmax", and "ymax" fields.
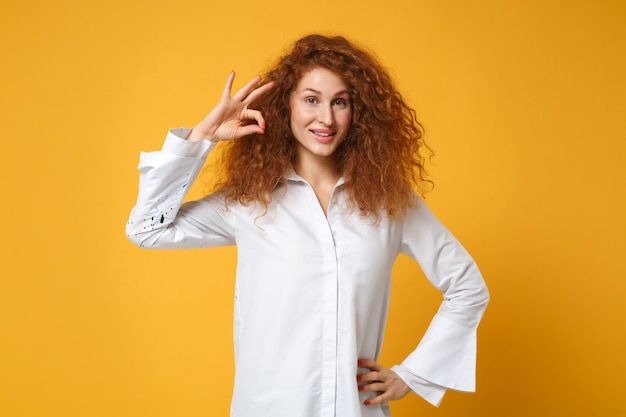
[{"xmin": 310, "ymin": 129, "xmax": 336, "ymax": 143}]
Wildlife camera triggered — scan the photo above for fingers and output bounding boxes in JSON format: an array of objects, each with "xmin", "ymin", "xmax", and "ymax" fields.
[
  {"xmin": 357, "ymin": 359, "xmax": 411, "ymax": 406},
  {"xmin": 357, "ymin": 370, "xmax": 382, "ymax": 385},
  {"xmin": 196, "ymin": 72, "xmax": 272, "ymax": 142},
  {"xmin": 358, "ymin": 359, "xmax": 380, "ymax": 371},
  {"xmin": 361, "ymin": 388, "xmax": 389, "ymax": 406},
  {"xmin": 232, "ymin": 74, "xmax": 261, "ymax": 102},
  {"xmin": 358, "ymin": 381, "xmax": 385, "ymax": 393},
  {"xmin": 244, "ymin": 80, "xmax": 275, "ymax": 104},
  {"xmin": 225, "ymin": 72, "xmax": 273, "ymax": 129},
  {"xmin": 363, "ymin": 391, "xmax": 390, "ymax": 406},
  {"xmin": 357, "ymin": 359, "xmax": 383, "ymax": 385},
  {"xmin": 221, "ymin": 71, "xmax": 237, "ymax": 101},
  {"xmin": 241, "ymin": 108, "xmax": 267, "ymax": 130},
  {"xmin": 227, "ymin": 72, "xmax": 274, "ymax": 104}
]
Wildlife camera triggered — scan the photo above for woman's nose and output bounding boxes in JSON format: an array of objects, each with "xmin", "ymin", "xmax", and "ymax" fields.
[{"xmin": 317, "ymin": 105, "xmax": 334, "ymax": 125}]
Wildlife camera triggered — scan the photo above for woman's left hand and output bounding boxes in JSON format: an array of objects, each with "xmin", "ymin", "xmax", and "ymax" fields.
[{"xmin": 357, "ymin": 359, "xmax": 412, "ymax": 406}]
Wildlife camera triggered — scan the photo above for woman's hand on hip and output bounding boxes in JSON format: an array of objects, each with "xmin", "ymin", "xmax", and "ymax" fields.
[
  {"xmin": 357, "ymin": 359, "xmax": 412, "ymax": 406},
  {"xmin": 188, "ymin": 72, "xmax": 274, "ymax": 142}
]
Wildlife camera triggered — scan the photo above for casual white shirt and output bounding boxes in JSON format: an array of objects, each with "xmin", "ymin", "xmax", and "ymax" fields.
[{"xmin": 126, "ymin": 128, "xmax": 490, "ymax": 417}]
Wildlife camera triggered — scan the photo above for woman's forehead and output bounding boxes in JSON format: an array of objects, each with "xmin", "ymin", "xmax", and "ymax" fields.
[{"xmin": 293, "ymin": 67, "xmax": 348, "ymax": 94}]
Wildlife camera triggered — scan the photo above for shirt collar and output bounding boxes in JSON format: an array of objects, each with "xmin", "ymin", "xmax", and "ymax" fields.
[{"xmin": 283, "ymin": 169, "xmax": 346, "ymax": 188}]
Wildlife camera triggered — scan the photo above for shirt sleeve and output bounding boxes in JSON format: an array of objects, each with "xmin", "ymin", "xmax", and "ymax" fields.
[
  {"xmin": 391, "ymin": 364, "xmax": 446, "ymax": 407},
  {"xmin": 125, "ymin": 128, "xmax": 236, "ymax": 249},
  {"xmin": 396, "ymin": 197, "xmax": 489, "ymax": 397}
]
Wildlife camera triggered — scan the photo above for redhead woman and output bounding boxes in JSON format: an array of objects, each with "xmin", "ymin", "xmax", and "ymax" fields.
[{"xmin": 126, "ymin": 34, "xmax": 489, "ymax": 417}]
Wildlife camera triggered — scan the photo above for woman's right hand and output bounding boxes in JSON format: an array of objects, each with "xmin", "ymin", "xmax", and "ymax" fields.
[{"xmin": 187, "ymin": 72, "xmax": 275, "ymax": 143}]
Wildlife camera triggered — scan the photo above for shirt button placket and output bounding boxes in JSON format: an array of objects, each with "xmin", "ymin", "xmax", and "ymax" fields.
[{"xmin": 320, "ymin": 201, "xmax": 340, "ymax": 417}]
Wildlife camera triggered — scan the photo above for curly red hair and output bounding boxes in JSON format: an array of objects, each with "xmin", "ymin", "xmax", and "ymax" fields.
[{"xmin": 213, "ymin": 34, "xmax": 432, "ymax": 219}]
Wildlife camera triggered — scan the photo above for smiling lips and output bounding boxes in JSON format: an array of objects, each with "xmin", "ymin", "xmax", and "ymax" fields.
[{"xmin": 310, "ymin": 129, "xmax": 336, "ymax": 143}]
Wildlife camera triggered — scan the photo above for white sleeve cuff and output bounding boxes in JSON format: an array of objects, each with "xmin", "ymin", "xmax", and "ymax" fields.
[
  {"xmin": 161, "ymin": 127, "xmax": 217, "ymax": 158},
  {"xmin": 401, "ymin": 313, "xmax": 478, "ymax": 391},
  {"xmin": 391, "ymin": 364, "xmax": 446, "ymax": 407}
]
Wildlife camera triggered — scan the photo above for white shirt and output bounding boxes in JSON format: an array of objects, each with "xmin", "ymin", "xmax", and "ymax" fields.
[{"xmin": 126, "ymin": 128, "xmax": 489, "ymax": 417}]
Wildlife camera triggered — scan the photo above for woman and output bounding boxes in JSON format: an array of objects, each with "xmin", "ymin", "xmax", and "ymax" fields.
[{"xmin": 126, "ymin": 34, "xmax": 489, "ymax": 417}]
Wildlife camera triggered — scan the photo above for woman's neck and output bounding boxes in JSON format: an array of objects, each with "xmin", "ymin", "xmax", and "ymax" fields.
[
  {"xmin": 293, "ymin": 153, "xmax": 340, "ymax": 187},
  {"xmin": 293, "ymin": 154, "xmax": 341, "ymax": 216}
]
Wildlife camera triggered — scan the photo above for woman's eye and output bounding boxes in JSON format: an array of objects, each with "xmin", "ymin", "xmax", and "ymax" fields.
[
  {"xmin": 305, "ymin": 97, "xmax": 317, "ymax": 104},
  {"xmin": 333, "ymin": 99, "xmax": 347, "ymax": 107}
]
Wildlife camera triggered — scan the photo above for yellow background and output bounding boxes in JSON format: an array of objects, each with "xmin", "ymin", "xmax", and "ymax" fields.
[{"xmin": 1, "ymin": 0, "xmax": 625, "ymax": 416}]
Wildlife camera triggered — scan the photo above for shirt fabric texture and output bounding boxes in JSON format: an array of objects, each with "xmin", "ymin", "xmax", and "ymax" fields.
[{"xmin": 126, "ymin": 128, "xmax": 490, "ymax": 417}]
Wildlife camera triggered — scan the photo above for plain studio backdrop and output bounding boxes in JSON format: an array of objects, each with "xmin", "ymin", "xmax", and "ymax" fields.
[{"xmin": 1, "ymin": 0, "xmax": 624, "ymax": 416}]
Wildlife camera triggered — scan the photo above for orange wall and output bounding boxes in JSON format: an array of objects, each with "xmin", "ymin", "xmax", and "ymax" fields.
[{"xmin": 1, "ymin": 0, "xmax": 625, "ymax": 416}]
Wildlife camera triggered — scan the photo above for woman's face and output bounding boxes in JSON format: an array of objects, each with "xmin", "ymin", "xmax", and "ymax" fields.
[{"xmin": 289, "ymin": 67, "xmax": 352, "ymax": 161}]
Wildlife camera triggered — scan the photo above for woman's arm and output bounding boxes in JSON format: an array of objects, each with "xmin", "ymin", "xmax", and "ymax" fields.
[
  {"xmin": 395, "ymin": 198, "xmax": 490, "ymax": 400},
  {"xmin": 125, "ymin": 128, "xmax": 235, "ymax": 249},
  {"xmin": 126, "ymin": 73, "xmax": 274, "ymax": 249},
  {"xmin": 357, "ymin": 198, "xmax": 488, "ymax": 407}
]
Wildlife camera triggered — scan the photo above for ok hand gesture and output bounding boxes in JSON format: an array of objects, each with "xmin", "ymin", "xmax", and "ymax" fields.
[{"xmin": 188, "ymin": 72, "xmax": 274, "ymax": 143}]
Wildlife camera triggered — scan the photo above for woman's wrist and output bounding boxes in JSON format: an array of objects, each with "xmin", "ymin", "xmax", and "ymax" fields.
[{"xmin": 187, "ymin": 128, "xmax": 216, "ymax": 143}]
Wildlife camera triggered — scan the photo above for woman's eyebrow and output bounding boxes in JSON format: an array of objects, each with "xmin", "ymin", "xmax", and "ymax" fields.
[{"xmin": 302, "ymin": 87, "xmax": 349, "ymax": 96}]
